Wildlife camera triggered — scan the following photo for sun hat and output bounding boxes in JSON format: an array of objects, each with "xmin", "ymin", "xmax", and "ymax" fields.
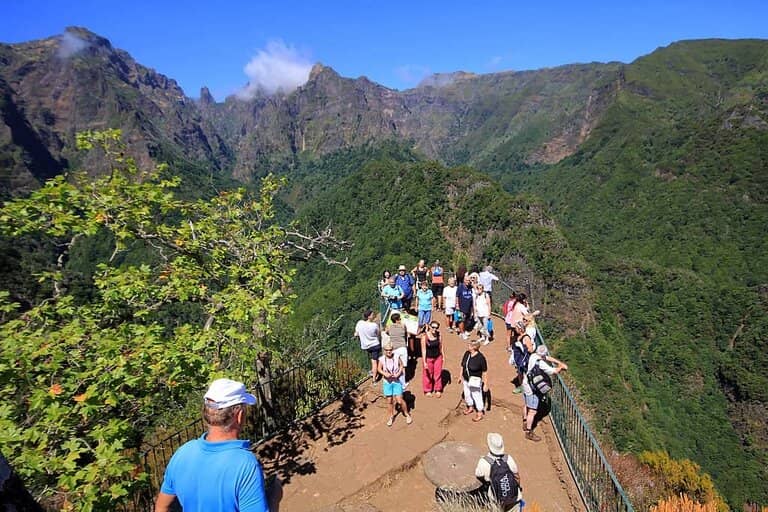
[
  {"xmin": 487, "ymin": 432, "xmax": 505, "ymax": 455},
  {"xmin": 204, "ymin": 378, "xmax": 257, "ymax": 409},
  {"xmin": 398, "ymin": 264, "xmax": 407, "ymax": 271}
]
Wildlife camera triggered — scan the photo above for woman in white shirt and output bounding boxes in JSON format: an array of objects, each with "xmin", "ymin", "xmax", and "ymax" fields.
[{"xmin": 473, "ymin": 284, "xmax": 491, "ymax": 343}]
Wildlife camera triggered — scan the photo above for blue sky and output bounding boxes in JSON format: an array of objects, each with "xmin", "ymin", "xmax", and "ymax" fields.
[{"xmin": 2, "ymin": 0, "xmax": 767, "ymax": 100}]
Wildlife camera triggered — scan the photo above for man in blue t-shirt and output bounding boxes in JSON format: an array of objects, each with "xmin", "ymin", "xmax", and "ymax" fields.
[
  {"xmin": 154, "ymin": 379, "xmax": 273, "ymax": 512},
  {"xmin": 394, "ymin": 264, "xmax": 415, "ymax": 312}
]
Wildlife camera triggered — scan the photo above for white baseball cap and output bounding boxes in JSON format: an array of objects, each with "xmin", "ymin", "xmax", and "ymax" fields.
[{"xmin": 204, "ymin": 378, "xmax": 257, "ymax": 409}]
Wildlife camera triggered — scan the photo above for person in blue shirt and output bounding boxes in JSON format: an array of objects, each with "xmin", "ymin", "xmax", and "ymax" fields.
[
  {"xmin": 416, "ymin": 280, "xmax": 434, "ymax": 328},
  {"xmin": 155, "ymin": 379, "xmax": 272, "ymax": 512},
  {"xmin": 394, "ymin": 264, "xmax": 415, "ymax": 312},
  {"xmin": 381, "ymin": 276, "xmax": 404, "ymax": 310}
]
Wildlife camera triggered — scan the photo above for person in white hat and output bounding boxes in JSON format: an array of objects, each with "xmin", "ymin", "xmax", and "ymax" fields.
[
  {"xmin": 154, "ymin": 378, "xmax": 273, "ymax": 512},
  {"xmin": 475, "ymin": 433, "xmax": 522, "ymax": 511}
]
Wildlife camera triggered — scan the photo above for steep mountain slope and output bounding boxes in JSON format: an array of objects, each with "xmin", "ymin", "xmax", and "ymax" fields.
[
  {"xmin": 204, "ymin": 62, "xmax": 621, "ymax": 181},
  {"xmin": 0, "ymin": 27, "xmax": 232, "ymax": 197},
  {"xmin": 288, "ymin": 154, "xmax": 592, "ymax": 340},
  {"xmin": 505, "ymin": 39, "xmax": 768, "ymax": 507}
]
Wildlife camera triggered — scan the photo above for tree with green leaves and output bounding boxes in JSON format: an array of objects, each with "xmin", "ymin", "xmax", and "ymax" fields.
[{"xmin": 0, "ymin": 129, "xmax": 348, "ymax": 510}]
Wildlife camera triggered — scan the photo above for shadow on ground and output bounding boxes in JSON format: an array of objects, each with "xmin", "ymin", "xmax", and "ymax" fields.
[{"xmin": 258, "ymin": 390, "xmax": 368, "ymax": 485}]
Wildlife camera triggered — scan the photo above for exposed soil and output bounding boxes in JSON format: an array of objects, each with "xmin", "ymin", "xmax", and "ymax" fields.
[{"xmin": 259, "ymin": 313, "xmax": 586, "ymax": 512}]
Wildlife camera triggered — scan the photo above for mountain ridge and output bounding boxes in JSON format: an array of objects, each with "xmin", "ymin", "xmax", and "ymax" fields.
[{"xmin": 2, "ymin": 28, "xmax": 768, "ymax": 507}]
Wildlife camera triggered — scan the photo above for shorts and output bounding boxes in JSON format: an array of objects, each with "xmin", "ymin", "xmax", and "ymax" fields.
[
  {"xmin": 383, "ymin": 380, "xmax": 404, "ymax": 397},
  {"xmin": 367, "ymin": 346, "xmax": 381, "ymax": 361},
  {"xmin": 432, "ymin": 283, "xmax": 444, "ymax": 296},
  {"xmin": 524, "ymin": 392, "xmax": 540, "ymax": 410},
  {"xmin": 445, "ymin": 306, "xmax": 455, "ymax": 317}
]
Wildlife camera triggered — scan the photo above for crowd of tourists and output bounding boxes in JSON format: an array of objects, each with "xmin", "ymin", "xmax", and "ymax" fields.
[
  {"xmin": 360, "ymin": 259, "xmax": 570, "ymax": 511},
  {"xmin": 153, "ymin": 259, "xmax": 568, "ymax": 512}
]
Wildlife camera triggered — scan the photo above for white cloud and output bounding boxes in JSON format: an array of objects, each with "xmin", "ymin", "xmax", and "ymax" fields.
[
  {"xmin": 236, "ymin": 40, "xmax": 312, "ymax": 99},
  {"xmin": 57, "ymin": 32, "xmax": 89, "ymax": 59},
  {"xmin": 394, "ymin": 64, "xmax": 431, "ymax": 87},
  {"xmin": 487, "ymin": 56, "xmax": 503, "ymax": 69}
]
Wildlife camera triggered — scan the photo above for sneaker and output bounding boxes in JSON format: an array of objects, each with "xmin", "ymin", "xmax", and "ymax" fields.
[
  {"xmin": 386, "ymin": 417, "xmax": 394, "ymax": 427},
  {"xmin": 435, "ymin": 391, "xmax": 442, "ymax": 398},
  {"xmin": 525, "ymin": 431, "xmax": 542, "ymax": 442},
  {"xmin": 513, "ymin": 386, "xmax": 523, "ymax": 394},
  {"xmin": 406, "ymin": 415, "xmax": 413, "ymax": 425},
  {"xmin": 425, "ymin": 392, "xmax": 433, "ymax": 397},
  {"xmin": 461, "ymin": 332, "xmax": 469, "ymax": 340}
]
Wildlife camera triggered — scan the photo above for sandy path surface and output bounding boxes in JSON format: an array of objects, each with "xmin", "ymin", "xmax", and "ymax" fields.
[{"xmin": 258, "ymin": 312, "xmax": 585, "ymax": 512}]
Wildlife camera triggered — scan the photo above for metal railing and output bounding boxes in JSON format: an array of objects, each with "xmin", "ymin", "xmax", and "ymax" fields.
[
  {"xmin": 126, "ymin": 341, "xmax": 368, "ymax": 510},
  {"xmin": 492, "ymin": 278, "xmax": 635, "ymax": 512}
]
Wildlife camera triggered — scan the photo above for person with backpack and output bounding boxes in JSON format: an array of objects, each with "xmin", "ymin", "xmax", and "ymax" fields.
[
  {"xmin": 510, "ymin": 321, "xmax": 534, "ymax": 394},
  {"xmin": 523, "ymin": 345, "xmax": 568, "ymax": 441},
  {"xmin": 474, "ymin": 433, "xmax": 522, "ymax": 511}
]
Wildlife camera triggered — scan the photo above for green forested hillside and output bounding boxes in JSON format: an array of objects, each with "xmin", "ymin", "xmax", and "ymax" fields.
[
  {"xmin": 504, "ymin": 40, "xmax": 768, "ymax": 506},
  {"xmin": 285, "ymin": 155, "xmax": 590, "ymax": 342}
]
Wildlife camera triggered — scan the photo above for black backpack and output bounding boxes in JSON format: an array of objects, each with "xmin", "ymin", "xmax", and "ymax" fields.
[
  {"xmin": 484, "ymin": 455, "xmax": 520, "ymax": 507},
  {"xmin": 527, "ymin": 357, "xmax": 553, "ymax": 395}
]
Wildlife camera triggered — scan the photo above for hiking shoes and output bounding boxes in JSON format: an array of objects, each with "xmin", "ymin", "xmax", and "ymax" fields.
[{"xmin": 525, "ymin": 431, "xmax": 542, "ymax": 442}]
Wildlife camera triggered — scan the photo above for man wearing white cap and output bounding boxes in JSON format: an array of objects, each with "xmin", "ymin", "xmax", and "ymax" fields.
[
  {"xmin": 475, "ymin": 433, "xmax": 522, "ymax": 511},
  {"xmin": 154, "ymin": 378, "xmax": 271, "ymax": 512}
]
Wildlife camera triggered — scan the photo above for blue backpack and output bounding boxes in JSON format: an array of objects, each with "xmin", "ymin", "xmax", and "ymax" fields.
[{"xmin": 512, "ymin": 335, "xmax": 531, "ymax": 370}]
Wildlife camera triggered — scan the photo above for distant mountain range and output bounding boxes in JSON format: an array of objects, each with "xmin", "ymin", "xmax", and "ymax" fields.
[
  {"xmin": 1, "ymin": 26, "xmax": 621, "ymax": 193},
  {"xmin": 2, "ymin": 27, "xmax": 767, "ymax": 508}
]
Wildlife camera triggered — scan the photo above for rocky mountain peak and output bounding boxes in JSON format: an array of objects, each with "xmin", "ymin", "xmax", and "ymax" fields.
[
  {"xmin": 308, "ymin": 63, "xmax": 340, "ymax": 82},
  {"xmin": 199, "ymin": 86, "xmax": 215, "ymax": 105},
  {"xmin": 62, "ymin": 26, "xmax": 113, "ymax": 51}
]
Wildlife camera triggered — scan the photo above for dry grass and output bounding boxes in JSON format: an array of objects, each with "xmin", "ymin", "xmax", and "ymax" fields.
[{"xmin": 650, "ymin": 494, "xmax": 719, "ymax": 512}]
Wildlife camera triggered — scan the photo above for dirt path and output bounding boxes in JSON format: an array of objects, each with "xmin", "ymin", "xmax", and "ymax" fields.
[{"xmin": 259, "ymin": 312, "xmax": 585, "ymax": 512}]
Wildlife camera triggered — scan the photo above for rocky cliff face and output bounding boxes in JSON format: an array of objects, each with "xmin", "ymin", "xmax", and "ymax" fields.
[
  {"xmin": 0, "ymin": 28, "xmax": 623, "ymax": 189},
  {"xmin": 0, "ymin": 27, "xmax": 230, "ymax": 196},
  {"xmin": 205, "ymin": 62, "xmax": 622, "ymax": 180}
]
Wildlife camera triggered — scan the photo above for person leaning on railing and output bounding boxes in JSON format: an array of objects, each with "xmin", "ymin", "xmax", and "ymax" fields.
[{"xmin": 523, "ymin": 346, "xmax": 568, "ymax": 442}]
